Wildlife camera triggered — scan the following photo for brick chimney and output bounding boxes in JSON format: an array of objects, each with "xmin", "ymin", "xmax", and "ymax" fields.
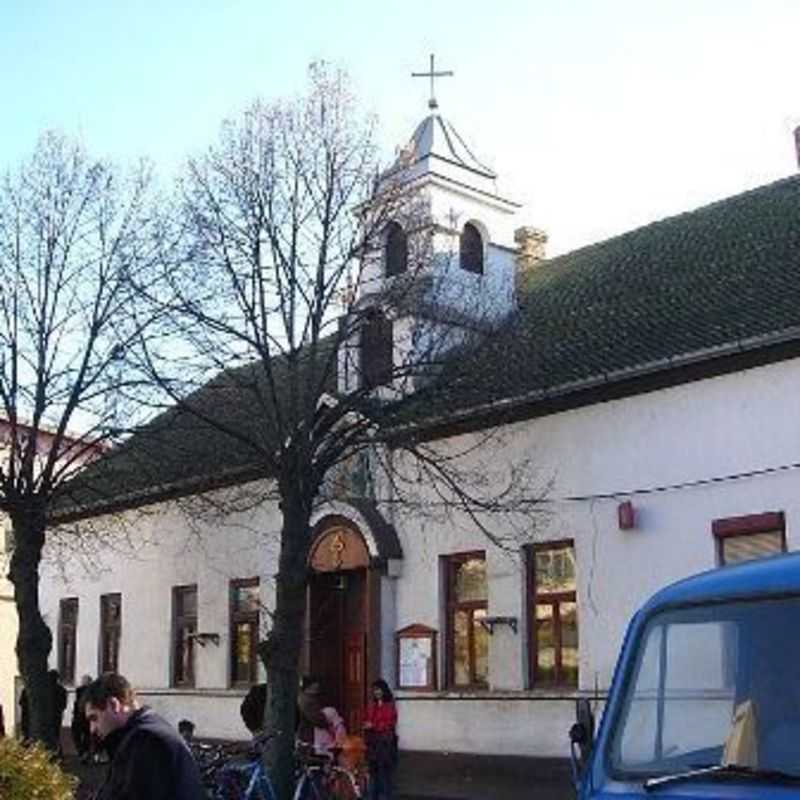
[{"xmin": 514, "ymin": 226, "xmax": 548, "ymax": 273}]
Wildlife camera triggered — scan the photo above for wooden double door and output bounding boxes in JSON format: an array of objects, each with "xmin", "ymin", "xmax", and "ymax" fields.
[{"xmin": 307, "ymin": 568, "xmax": 368, "ymax": 733}]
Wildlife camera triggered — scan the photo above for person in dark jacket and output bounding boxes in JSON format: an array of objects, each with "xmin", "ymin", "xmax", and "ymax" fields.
[
  {"xmin": 49, "ymin": 670, "xmax": 68, "ymax": 755},
  {"xmin": 71, "ymin": 674, "xmax": 93, "ymax": 761},
  {"xmin": 240, "ymin": 682, "xmax": 267, "ymax": 735},
  {"xmin": 18, "ymin": 687, "xmax": 29, "ymax": 740},
  {"xmin": 18, "ymin": 673, "xmax": 66, "ymax": 751},
  {"xmin": 84, "ymin": 672, "xmax": 204, "ymax": 800}
]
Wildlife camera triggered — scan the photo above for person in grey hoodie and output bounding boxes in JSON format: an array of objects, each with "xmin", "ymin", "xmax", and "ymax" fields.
[{"xmin": 84, "ymin": 673, "xmax": 204, "ymax": 800}]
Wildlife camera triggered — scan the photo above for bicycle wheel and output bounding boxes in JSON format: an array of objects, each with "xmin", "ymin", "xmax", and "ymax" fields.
[
  {"xmin": 327, "ymin": 768, "xmax": 361, "ymax": 800},
  {"xmin": 244, "ymin": 762, "xmax": 276, "ymax": 800},
  {"xmin": 292, "ymin": 769, "xmax": 330, "ymax": 800},
  {"xmin": 214, "ymin": 758, "xmax": 265, "ymax": 800}
]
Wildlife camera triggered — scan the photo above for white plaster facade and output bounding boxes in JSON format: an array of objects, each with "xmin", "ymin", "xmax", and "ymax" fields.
[{"xmin": 39, "ymin": 355, "xmax": 800, "ymax": 756}]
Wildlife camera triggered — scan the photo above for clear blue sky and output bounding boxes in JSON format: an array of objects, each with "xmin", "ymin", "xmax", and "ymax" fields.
[{"xmin": 2, "ymin": 0, "xmax": 799, "ymax": 254}]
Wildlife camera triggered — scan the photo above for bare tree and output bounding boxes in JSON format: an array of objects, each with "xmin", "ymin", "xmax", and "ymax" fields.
[
  {"xmin": 0, "ymin": 132, "xmax": 159, "ymax": 747},
  {"xmin": 136, "ymin": 63, "xmax": 543, "ymax": 799}
]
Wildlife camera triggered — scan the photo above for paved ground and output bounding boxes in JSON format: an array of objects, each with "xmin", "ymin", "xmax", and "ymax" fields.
[
  {"xmin": 395, "ymin": 751, "xmax": 573, "ymax": 800},
  {"xmin": 63, "ymin": 753, "xmax": 104, "ymax": 800},
  {"xmin": 64, "ymin": 748, "xmax": 574, "ymax": 800}
]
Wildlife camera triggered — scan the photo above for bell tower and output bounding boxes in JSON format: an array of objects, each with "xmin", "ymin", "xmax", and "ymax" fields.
[{"xmin": 343, "ymin": 59, "xmax": 529, "ymax": 394}]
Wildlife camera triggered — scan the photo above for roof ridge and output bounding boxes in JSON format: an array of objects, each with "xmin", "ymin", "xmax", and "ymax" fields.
[{"xmin": 539, "ymin": 172, "xmax": 800, "ymax": 272}]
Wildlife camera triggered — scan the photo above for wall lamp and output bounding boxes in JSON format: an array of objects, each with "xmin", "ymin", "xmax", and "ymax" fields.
[{"xmin": 479, "ymin": 616, "xmax": 518, "ymax": 635}]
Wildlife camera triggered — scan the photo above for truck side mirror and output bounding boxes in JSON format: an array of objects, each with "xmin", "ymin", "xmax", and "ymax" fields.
[
  {"xmin": 569, "ymin": 721, "xmax": 589, "ymax": 746},
  {"xmin": 569, "ymin": 698, "xmax": 595, "ymax": 790}
]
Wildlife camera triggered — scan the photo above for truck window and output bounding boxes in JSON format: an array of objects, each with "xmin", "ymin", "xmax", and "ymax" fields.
[
  {"xmin": 610, "ymin": 596, "xmax": 800, "ymax": 779},
  {"xmin": 618, "ymin": 620, "xmax": 736, "ymax": 768}
]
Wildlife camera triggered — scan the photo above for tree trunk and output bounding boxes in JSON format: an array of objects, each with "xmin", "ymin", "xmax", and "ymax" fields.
[
  {"xmin": 262, "ymin": 495, "xmax": 313, "ymax": 800},
  {"xmin": 8, "ymin": 501, "xmax": 56, "ymax": 749}
]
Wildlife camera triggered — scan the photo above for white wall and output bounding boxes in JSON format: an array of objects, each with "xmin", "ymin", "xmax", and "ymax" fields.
[
  {"xmin": 427, "ymin": 177, "xmax": 519, "ymax": 250},
  {"xmin": 40, "ymin": 356, "xmax": 800, "ymax": 756},
  {"xmin": 41, "ymin": 485, "xmax": 280, "ymax": 720},
  {"xmin": 396, "ymin": 696, "xmax": 590, "ymax": 757},
  {"xmin": 384, "ymin": 357, "xmax": 800, "ymax": 753}
]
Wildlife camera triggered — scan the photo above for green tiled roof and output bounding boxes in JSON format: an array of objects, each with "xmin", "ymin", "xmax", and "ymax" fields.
[
  {"xmin": 56, "ymin": 345, "xmax": 338, "ymax": 517},
  {"xmin": 56, "ymin": 174, "xmax": 800, "ymax": 517},
  {"xmin": 446, "ymin": 173, "xmax": 800, "ymax": 410}
]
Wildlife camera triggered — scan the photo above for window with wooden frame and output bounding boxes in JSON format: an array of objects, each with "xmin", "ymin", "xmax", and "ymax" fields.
[
  {"xmin": 529, "ymin": 542, "xmax": 578, "ymax": 688},
  {"xmin": 444, "ymin": 552, "xmax": 488, "ymax": 688},
  {"xmin": 230, "ymin": 578, "xmax": 260, "ymax": 686},
  {"xmin": 99, "ymin": 593, "xmax": 122, "ymax": 674},
  {"xmin": 58, "ymin": 598, "xmax": 78, "ymax": 686},
  {"xmin": 172, "ymin": 585, "xmax": 198, "ymax": 687},
  {"xmin": 712, "ymin": 511, "xmax": 786, "ymax": 566}
]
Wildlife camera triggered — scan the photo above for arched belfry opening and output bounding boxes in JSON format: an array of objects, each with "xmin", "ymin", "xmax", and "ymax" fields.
[
  {"xmin": 303, "ymin": 508, "xmax": 399, "ymax": 732},
  {"xmin": 384, "ymin": 221, "xmax": 408, "ymax": 277},
  {"xmin": 459, "ymin": 222, "xmax": 484, "ymax": 274}
]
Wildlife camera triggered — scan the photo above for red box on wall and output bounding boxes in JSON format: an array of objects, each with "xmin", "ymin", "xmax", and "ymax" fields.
[{"xmin": 618, "ymin": 501, "xmax": 636, "ymax": 530}]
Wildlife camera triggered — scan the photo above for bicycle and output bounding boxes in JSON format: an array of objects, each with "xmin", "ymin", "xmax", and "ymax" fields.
[
  {"xmin": 190, "ymin": 740, "xmax": 238, "ymax": 792},
  {"xmin": 191, "ymin": 732, "xmax": 276, "ymax": 800},
  {"xmin": 292, "ymin": 742, "xmax": 366, "ymax": 800}
]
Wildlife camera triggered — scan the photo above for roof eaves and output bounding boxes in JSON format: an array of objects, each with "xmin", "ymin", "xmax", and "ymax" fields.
[
  {"xmin": 51, "ymin": 459, "xmax": 272, "ymax": 524},
  {"xmin": 399, "ymin": 324, "xmax": 800, "ymax": 444}
]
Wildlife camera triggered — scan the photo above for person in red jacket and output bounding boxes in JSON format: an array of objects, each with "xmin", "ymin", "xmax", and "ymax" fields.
[{"xmin": 362, "ymin": 679, "xmax": 398, "ymax": 800}]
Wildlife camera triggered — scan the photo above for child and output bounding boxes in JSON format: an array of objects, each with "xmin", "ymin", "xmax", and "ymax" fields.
[
  {"xmin": 178, "ymin": 718, "xmax": 196, "ymax": 744},
  {"xmin": 314, "ymin": 705, "xmax": 347, "ymax": 754},
  {"xmin": 362, "ymin": 679, "xmax": 398, "ymax": 800}
]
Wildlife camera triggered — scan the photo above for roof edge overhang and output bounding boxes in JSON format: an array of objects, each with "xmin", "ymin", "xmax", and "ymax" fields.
[
  {"xmin": 367, "ymin": 168, "xmax": 520, "ymax": 215},
  {"xmin": 393, "ymin": 326, "xmax": 800, "ymax": 446},
  {"xmin": 50, "ymin": 461, "xmax": 272, "ymax": 525}
]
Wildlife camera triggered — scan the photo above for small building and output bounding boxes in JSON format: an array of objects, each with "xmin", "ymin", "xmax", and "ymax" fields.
[
  {"xmin": 0, "ymin": 515, "xmax": 16, "ymax": 735},
  {"xmin": 1, "ymin": 420, "xmax": 105, "ymax": 736},
  {"xmin": 40, "ymin": 101, "xmax": 800, "ymax": 758}
]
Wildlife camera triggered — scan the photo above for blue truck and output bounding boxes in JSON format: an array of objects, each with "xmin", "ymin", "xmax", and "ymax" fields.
[{"xmin": 570, "ymin": 552, "xmax": 800, "ymax": 798}]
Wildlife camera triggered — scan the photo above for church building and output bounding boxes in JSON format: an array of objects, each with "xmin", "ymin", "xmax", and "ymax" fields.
[{"xmin": 39, "ymin": 92, "xmax": 800, "ymax": 760}]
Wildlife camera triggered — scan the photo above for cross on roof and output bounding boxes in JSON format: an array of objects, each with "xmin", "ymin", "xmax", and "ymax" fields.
[{"xmin": 412, "ymin": 54, "xmax": 453, "ymax": 111}]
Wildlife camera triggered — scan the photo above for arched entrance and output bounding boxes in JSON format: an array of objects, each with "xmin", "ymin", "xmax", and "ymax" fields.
[{"xmin": 305, "ymin": 518, "xmax": 374, "ymax": 733}]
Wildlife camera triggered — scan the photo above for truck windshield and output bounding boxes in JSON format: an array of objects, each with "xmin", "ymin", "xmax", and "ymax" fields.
[{"xmin": 609, "ymin": 596, "xmax": 800, "ymax": 780}]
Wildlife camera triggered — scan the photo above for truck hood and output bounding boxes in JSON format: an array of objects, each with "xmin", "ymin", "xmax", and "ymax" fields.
[{"xmin": 590, "ymin": 783, "xmax": 800, "ymax": 799}]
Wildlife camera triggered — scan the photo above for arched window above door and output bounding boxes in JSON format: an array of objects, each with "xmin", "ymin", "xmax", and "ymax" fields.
[
  {"xmin": 309, "ymin": 524, "xmax": 370, "ymax": 572},
  {"xmin": 385, "ymin": 222, "xmax": 408, "ymax": 277},
  {"xmin": 459, "ymin": 222, "xmax": 484, "ymax": 274}
]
